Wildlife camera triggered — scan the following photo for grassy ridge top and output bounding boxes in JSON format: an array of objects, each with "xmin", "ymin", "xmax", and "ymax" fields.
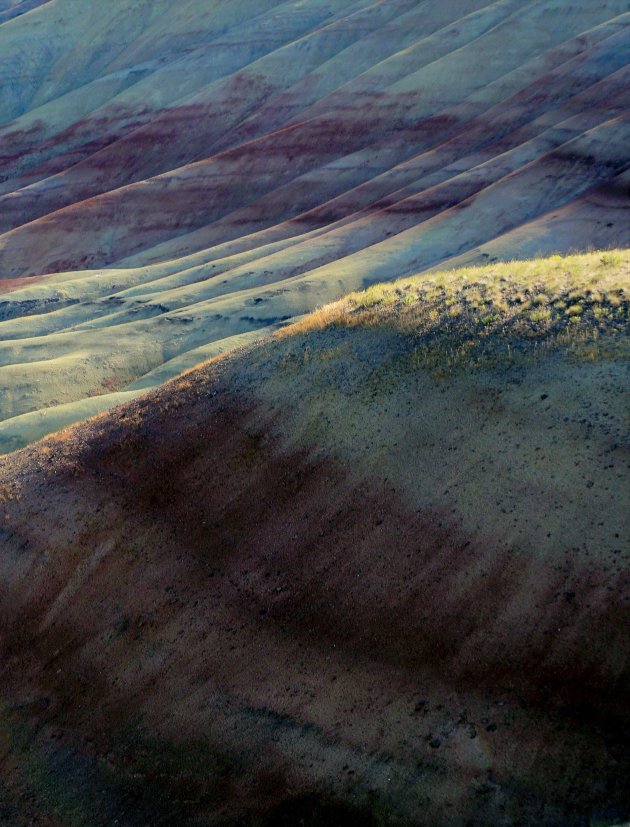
[
  {"xmin": 0, "ymin": 250, "xmax": 627, "ymax": 455},
  {"xmin": 283, "ymin": 249, "xmax": 629, "ymax": 375}
]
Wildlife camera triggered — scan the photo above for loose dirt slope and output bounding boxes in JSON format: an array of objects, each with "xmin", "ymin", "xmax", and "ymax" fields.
[
  {"xmin": 0, "ymin": 1, "xmax": 629, "ymax": 441},
  {"xmin": 0, "ymin": 253, "xmax": 628, "ymax": 825}
]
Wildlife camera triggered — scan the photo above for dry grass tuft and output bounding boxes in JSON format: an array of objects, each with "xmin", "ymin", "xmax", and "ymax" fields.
[
  {"xmin": 275, "ymin": 250, "xmax": 629, "ymax": 375},
  {"xmin": 275, "ymin": 302, "xmax": 348, "ymax": 339}
]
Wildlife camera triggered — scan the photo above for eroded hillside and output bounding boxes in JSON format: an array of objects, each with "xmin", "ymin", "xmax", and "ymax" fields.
[
  {"xmin": 0, "ymin": 0, "xmax": 629, "ymax": 445},
  {"xmin": 0, "ymin": 253, "xmax": 628, "ymax": 825}
]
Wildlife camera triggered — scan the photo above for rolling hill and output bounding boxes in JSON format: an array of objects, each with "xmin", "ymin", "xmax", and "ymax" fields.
[
  {"xmin": 0, "ymin": 0, "xmax": 629, "ymax": 448},
  {"xmin": 0, "ymin": 2, "xmax": 629, "ymax": 824},
  {"xmin": 0, "ymin": 251, "xmax": 628, "ymax": 825}
]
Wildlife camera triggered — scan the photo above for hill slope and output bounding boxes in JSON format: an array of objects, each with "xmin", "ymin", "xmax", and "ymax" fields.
[
  {"xmin": 0, "ymin": 252, "xmax": 628, "ymax": 825},
  {"xmin": 0, "ymin": 0, "xmax": 629, "ymax": 442}
]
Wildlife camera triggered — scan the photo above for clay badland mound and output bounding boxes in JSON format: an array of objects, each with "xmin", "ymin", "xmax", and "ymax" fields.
[
  {"xmin": 0, "ymin": 253, "xmax": 628, "ymax": 825},
  {"xmin": 0, "ymin": 0, "xmax": 629, "ymax": 445}
]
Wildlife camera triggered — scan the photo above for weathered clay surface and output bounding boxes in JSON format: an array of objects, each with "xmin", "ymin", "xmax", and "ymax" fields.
[
  {"xmin": 0, "ymin": 1, "xmax": 628, "ymax": 439},
  {"xmin": 0, "ymin": 324, "xmax": 628, "ymax": 825}
]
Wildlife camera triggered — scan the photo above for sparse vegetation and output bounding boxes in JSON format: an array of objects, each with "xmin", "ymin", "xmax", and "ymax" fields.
[
  {"xmin": 0, "ymin": 482, "xmax": 20, "ymax": 503},
  {"xmin": 600, "ymin": 251, "xmax": 623, "ymax": 267},
  {"xmin": 278, "ymin": 250, "xmax": 629, "ymax": 377}
]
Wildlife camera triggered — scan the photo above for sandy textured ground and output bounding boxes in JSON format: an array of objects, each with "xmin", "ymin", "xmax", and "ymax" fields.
[
  {"xmin": 0, "ymin": 306, "xmax": 628, "ymax": 824},
  {"xmin": 0, "ymin": 1, "xmax": 628, "ymax": 442}
]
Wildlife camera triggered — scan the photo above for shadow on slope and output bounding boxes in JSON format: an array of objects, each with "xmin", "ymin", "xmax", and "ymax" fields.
[{"xmin": 0, "ymin": 253, "xmax": 628, "ymax": 825}]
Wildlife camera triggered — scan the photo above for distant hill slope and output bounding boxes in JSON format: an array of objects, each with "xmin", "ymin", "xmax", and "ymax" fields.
[
  {"xmin": 0, "ymin": 251, "xmax": 628, "ymax": 824},
  {"xmin": 0, "ymin": 0, "xmax": 628, "ymax": 434}
]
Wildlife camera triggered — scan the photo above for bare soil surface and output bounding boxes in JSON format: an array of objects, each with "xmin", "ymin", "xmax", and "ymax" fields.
[
  {"xmin": 1, "ymin": 1, "xmax": 628, "ymax": 435},
  {"xmin": 0, "ymin": 324, "xmax": 628, "ymax": 825}
]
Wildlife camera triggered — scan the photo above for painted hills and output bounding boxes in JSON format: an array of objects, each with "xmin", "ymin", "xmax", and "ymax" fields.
[
  {"xmin": 0, "ymin": 0, "xmax": 629, "ymax": 448},
  {"xmin": 0, "ymin": 251, "xmax": 629, "ymax": 825},
  {"xmin": 0, "ymin": 2, "xmax": 629, "ymax": 825}
]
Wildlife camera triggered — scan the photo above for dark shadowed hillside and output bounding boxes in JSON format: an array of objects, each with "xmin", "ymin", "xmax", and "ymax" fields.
[{"xmin": 0, "ymin": 252, "xmax": 628, "ymax": 825}]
